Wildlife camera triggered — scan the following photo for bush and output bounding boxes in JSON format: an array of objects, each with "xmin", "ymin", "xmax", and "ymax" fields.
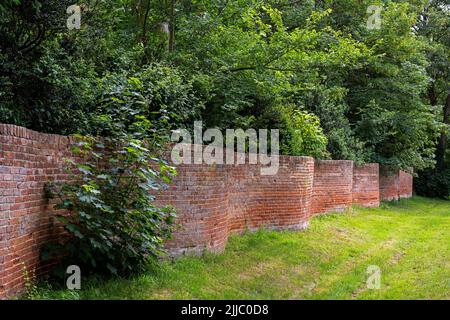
[
  {"xmin": 278, "ymin": 106, "xmax": 330, "ymax": 159},
  {"xmin": 415, "ymin": 168, "xmax": 450, "ymax": 200},
  {"xmin": 43, "ymin": 115, "xmax": 177, "ymax": 276},
  {"xmin": 98, "ymin": 64, "xmax": 204, "ymax": 131}
]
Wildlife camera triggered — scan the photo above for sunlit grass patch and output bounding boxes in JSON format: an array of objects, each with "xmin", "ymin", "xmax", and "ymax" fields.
[{"xmin": 32, "ymin": 197, "xmax": 450, "ymax": 300}]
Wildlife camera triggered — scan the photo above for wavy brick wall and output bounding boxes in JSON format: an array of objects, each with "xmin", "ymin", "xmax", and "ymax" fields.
[
  {"xmin": 155, "ymin": 161, "xmax": 231, "ymax": 256},
  {"xmin": 353, "ymin": 164, "xmax": 380, "ymax": 207},
  {"xmin": 379, "ymin": 167, "xmax": 414, "ymax": 201},
  {"xmin": 227, "ymin": 156, "xmax": 314, "ymax": 234},
  {"xmin": 0, "ymin": 124, "xmax": 76, "ymax": 298},
  {"xmin": 399, "ymin": 170, "xmax": 413, "ymax": 199},
  {"xmin": 160, "ymin": 155, "xmax": 315, "ymax": 256},
  {"xmin": 380, "ymin": 167, "xmax": 400, "ymax": 201},
  {"xmin": 311, "ymin": 160, "xmax": 354, "ymax": 215},
  {"xmin": 0, "ymin": 124, "xmax": 413, "ymax": 298}
]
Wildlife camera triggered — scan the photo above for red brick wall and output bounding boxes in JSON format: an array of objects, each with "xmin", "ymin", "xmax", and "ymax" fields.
[
  {"xmin": 399, "ymin": 170, "xmax": 413, "ymax": 199},
  {"xmin": 379, "ymin": 167, "xmax": 413, "ymax": 201},
  {"xmin": 0, "ymin": 124, "xmax": 75, "ymax": 298},
  {"xmin": 352, "ymin": 164, "xmax": 380, "ymax": 207},
  {"xmin": 380, "ymin": 167, "xmax": 400, "ymax": 201},
  {"xmin": 156, "ymin": 153, "xmax": 315, "ymax": 256},
  {"xmin": 0, "ymin": 124, "xmax": 414, "ymax": 298},
  {"xmin": 311, "ymin": 160, "xmax": 354, "ymax": 215},
  {"xmin": 227, "ymin": 156, "xmax": 314, "ymax": 235},
  {"xmin": 155, "ymin": 161, "xmax": 231, "ymax": 256}
]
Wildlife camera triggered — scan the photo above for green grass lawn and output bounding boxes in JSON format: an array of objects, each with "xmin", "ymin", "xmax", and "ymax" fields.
[{"xmin": 33, "ymin": 197, "xmax": 449, "ymax": 300}]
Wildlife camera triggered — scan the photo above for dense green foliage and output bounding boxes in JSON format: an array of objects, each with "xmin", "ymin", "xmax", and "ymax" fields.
[
  {"xmin": 414, "ymin": 0, "xmax": 450, "ymax": 198},
  {"xmin": 1, "ymin": 0, "xmax": 448, "ymax": 172},
  {"xmin": 415, "ymin": 168, "xmax": 450, "ymax": 199},
  {"xmin": 1, "ymin": 0, "xmax": 448, "ymax": 177},
  {"xmin": 276, "ymin": 107, "xmax": 330, "ymax": 159},
  {"xmin": 43, "ymin": 114, "xmax": 177, "ymax": 276}
]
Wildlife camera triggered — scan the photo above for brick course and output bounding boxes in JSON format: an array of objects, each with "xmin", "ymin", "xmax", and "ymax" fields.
[
  {"xmin": 379, "ymin": 166, "xmax": 414, "ymax": 201},
  {"xmin": 0, "ymin": 124, "xmax": 413, "ymax": 298},
  {"xmin": 0, "ymin": 124, "xmax": 77, "ymax": 298},
  {"xmin": 159, "ymin": 155, "xmax": 315, "ymax": 256},
  {"xmin": 353, "ymin": 164, "xmax": 380, "ymax": 207},
  {"xmin": 311, "ymin": 160, "xmax": 354, "ymax": 215},
  {"xmin": 399, "ymin": 170, "xmax": 413, "ymax": 199}
]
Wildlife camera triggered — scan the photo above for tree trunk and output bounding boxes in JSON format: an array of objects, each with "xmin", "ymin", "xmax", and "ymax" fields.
[
  {"xmin": 169, "ymin": 0, "xmax": 175, "ymax": 52},
  {"xmin": 436, "ymin": 92, "xmax": 450, "ymax": 169},
  {"xmin": 428, "ymin": 83, "xmax": 438, "ymax": 106},
  {"xmin": 142, "ymin": 0, "xmax": 151, "ymax": 48}
]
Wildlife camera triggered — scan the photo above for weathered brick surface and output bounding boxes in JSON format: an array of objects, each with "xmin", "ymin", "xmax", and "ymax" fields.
[
  {"xmin": 399, "ymin": 170, "xmax": 413, "ymax": 199},
  {"xmin": 0, "ymin": 124, "xmax": 76, "ymax": 298},
  {"xmin": 156, "ymin": 151, "xmax": 315, "ymax": 256},
  {"xmin": 379, "ymin": 167, "xmax": 414, "ymax": 201},
  {"xmin": 227, "ymin": 156, "xmax": 314, "ymax": 235},
  {"xmin": 155, "ymin": 160, "xmax": 231, "ymax": 256},
  {"xmin": 0, "ymin": 124, "xmax": 414, "ymax": 298},
  {"xmin": 380, "ymin": 166, "xmax": 400, "ymax": 201},
  {"xmin": 312, "ymin": 160, "xmax": 354, "ymax": 215},
  {"xmin": 353, "ymin": 164, "xmax": 380, "ymax": 207}
]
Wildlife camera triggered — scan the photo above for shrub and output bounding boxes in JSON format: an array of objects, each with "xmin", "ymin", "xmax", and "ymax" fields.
[
  {"xmin": 415, "ymin": 168, "xmax": 450, "ymax": 200},
  {"xmin": 98, "ymin": 64, "xmax": 204, "ymax": 131},
  {"xmin": 43, "ymin": 115, "xmax": 177, "ymax": 276},
  {"xmin": 278, "ymin": 106, "xmax": 330, "ymax": 159}
]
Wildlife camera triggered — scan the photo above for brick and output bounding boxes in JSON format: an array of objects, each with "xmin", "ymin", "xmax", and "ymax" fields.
[
  {"xmin": 311, "ymin": 160, "xmax": 354, "ymax": 216},
  {"xmin": 353, "ymin": 164, "xmax": 380, "ymax": 207}
]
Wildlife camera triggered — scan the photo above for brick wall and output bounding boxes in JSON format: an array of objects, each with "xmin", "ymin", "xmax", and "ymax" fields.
[
  {"xmin": 353, "ymin": 164, "xmax": 380, "ymax": 207},
  {"xmin": 311, "ymin": 160, "xmax": 354, "ymax": 215},
  {"xmin": 0, "ymin": 124, "xmax": 414, "ymax": 298},
  {"xmin": 399, "ymin": 170, "xmax": 413, "ymax": 199},
  {"xmin": 379, "ymin": 166, "xmax": 400, "ymax": 201},
  {"xmin": 379, "ymin": 167, "xmax": 414, "ymax": 201},
  {"xmin": 156, "ymin": 150, "xmax": 315, "ymax": 256},
  {"xmin": 0, "ymin": 124, "xmax": 76, "ymax": 298},
  {"xmin": 227, "ymin": 156, "xmax": 314, "ymax": 235},
  {"xmin": 155, "ymin": 160, "xmax": 231, "ymax": 256}
]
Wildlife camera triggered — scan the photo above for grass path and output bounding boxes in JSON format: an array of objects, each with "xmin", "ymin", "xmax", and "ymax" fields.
[{"xmin": 35, "ymin": 197, "xmax": 450, "ymax": 300}]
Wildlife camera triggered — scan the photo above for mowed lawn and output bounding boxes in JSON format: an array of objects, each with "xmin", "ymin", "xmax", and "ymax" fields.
[{"xmin": 35, "ymin": 197, "xmax": 449, "ymax": 300}]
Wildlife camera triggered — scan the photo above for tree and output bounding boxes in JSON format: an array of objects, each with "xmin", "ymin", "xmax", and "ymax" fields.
[
  {"xmin": 317, "ymin": 0, "xmax": 441, "ymax": 170},
  {"xmin": 414, "ymin": 0, "xmax": 450, "ymax": 199},
  {"xmin": 416, "ymin": 0, "xmax": 450, "ymax": 169},
  {"xmin": 171, "ymin": 1, "xmax": 371, "ymax": 161}
]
